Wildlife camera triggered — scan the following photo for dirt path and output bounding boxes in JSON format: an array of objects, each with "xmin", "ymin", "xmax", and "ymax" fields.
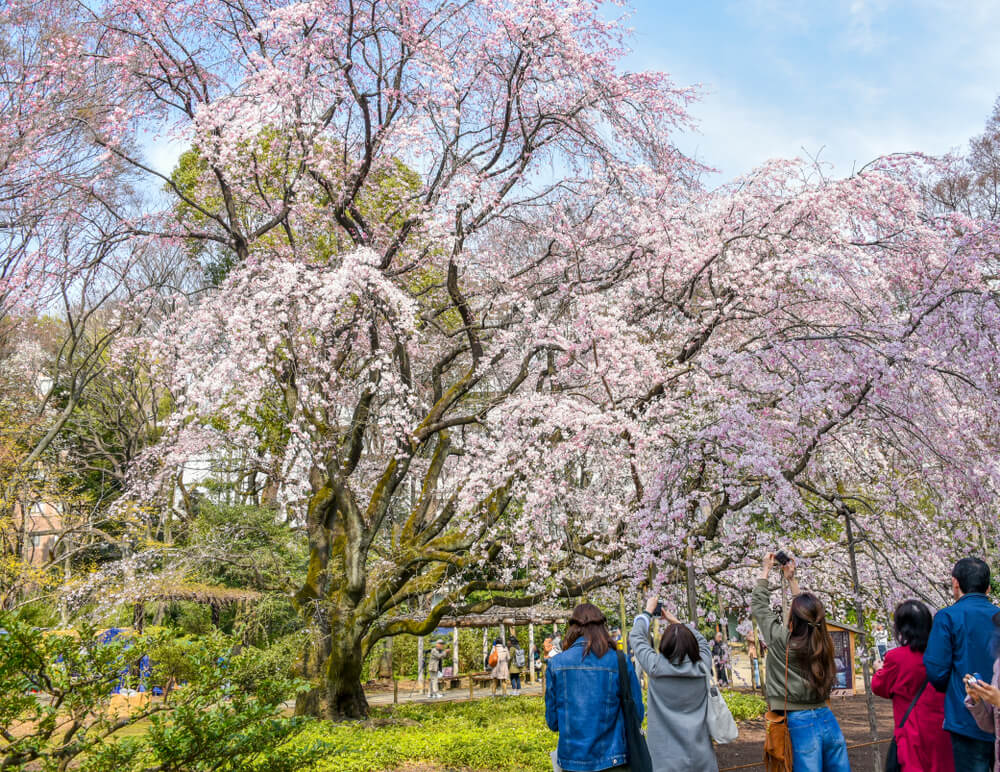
[{"xmin": 716, "ymin": 695, "xmax": 894, "ymax": 771}]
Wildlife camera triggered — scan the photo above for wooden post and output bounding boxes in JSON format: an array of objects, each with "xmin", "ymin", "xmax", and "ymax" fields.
[
  {"xmin": 393, "ymin": 676, "xmax": 399, "ymax": 705},
  {"xmin": 482, "ymin": 628, "xmax": 488, "ymax": 669},
  {"xmin": 417, "ymin": 636, "xmax": 424, "ymax": 692},
  {"xmin": 843, "ymin": 503, "xmax": 881, "ymax": 772},
  {"xmin": 685, "ymin": 546, "xmax": 698, "ymax": 621},
  {"xmin": 528, "ymin": 622, "xmax": 536, "ymax": 683},
  {"xmin": 500, "ymin": 622, "xmax": 506, "ymax": 645},
  {"xmin": 469, "ymin": 673, "xmax": 475, "ymax": 699}
]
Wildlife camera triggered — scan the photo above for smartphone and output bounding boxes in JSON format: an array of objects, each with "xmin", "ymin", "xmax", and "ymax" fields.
[{"xmin": 653, "ymin": 602, "xmax": 664, "ymax": 617}]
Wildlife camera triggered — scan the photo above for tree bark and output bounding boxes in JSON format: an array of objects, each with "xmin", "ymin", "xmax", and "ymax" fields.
[{"xmin": 295, "ymin": 618, "xmax": 368, "ymax": 720}]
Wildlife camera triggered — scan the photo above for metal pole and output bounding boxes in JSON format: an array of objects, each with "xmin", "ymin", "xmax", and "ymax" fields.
[
  {"xmin": 453, "ymin": 626, "xmax": 460, "ymax": 680},
  {"xmin": 844, "ymin": 504, "xmax": 880, "ymax": 772}
]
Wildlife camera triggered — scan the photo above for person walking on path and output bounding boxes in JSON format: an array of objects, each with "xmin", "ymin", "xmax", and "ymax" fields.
[
  {"xmin": 964, "ymin": 611, "xmax": 1000, "ymax": 769},
  {"xmin": 489, "ymin": 639, "xmax": 510, "ymax": 697},
  {"xmin": 509, "ymin": 637, "xmax": 525, "ymax": 695},
  {"xmin": 712, "ymin": 632, "xmax": 730, "ymax": 687},
  {"xmin": 545, "ymin": 603, "xmax": 643, "ymax": 772},
  {"xmin": 872, "ymin": 600, "xmax": 953, "ymax": 771},
  {"xmin": 924, "ymin": 557, "xmax": 1000, "ymax": 771},
  {"xmin": 428, "ymin": 639, "xmax": 450, "ymax": 699},
  {"xmin": 874, "ymin": 623, "xmax": 890, "ymax": 664},
  {"xmin": 629, "ymin": 595, "xmax": 718, "ymax": 772},
  {"xmin": 751, "ymin": 552, "xmax": 850, "ymax": 772}
]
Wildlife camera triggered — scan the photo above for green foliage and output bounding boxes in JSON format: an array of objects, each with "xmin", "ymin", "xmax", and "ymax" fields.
[
  {"xmin": 292, "ymin": 697, "xmax": 557, "ymax": 772},
  {"xmin": 287, "ymin": 692, "xmax": 765, "ymax": 771},
  {"xmin": 721, "ymin": 690, "xmax": 767, "ymax": 721},
  {"xmin": 0, "ymin": 612, "xmax": 316, "ymax": 771}
]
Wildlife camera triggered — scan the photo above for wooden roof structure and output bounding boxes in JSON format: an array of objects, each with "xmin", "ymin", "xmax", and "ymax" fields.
[
  {"xmin": 132, "ymin": 581, "xmax": 261, "ymax": 606},
  {"xmin": 435, "ymin": 605, "xmax": 570, "ymax": 628}
]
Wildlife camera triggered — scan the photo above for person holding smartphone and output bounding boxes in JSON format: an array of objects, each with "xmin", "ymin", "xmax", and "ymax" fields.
[
  {"xmin": 924, "ymin": 557, "xmax": 1000, "ymax": 771},
  {"xmin": 628, "ymin": 596, "xmax": 718, "ymax": 772},
  {"xmin": 751, "ymin": 552, "xmax": 850, "ymax": 772},
  {"xmin": 964, "ymin": 610, "xmax": 1000, "ymax": 769}
]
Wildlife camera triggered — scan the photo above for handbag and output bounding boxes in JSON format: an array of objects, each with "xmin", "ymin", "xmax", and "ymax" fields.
[
  {"xmin": 616, "ymin": 650, "xmax": 653, "ymax": 772},
  {"xmin": 763, "ymin": 646, "xmax": 793, "ymax": 772},
  {"xmin": 884, "ymin": 680, "xmax": 928, "ymax": 772},
  {"xmin": 706, "ymin": 667, "xmax": 739, "ymax": 743}
]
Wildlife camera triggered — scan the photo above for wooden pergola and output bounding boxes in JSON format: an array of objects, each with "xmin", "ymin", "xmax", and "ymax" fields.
[
  {"xmin": 130, "ymin": 582, "xmax": 262, "ymax": 631},
  {"xmin": 414, "ymin": 605, "xmax": 570, "ymax": 688}
]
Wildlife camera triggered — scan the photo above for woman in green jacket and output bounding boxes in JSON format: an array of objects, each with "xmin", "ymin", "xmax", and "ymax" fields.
[{"xmin": 751, "ymin": 553, "xmax": 850, "ymax": 772}]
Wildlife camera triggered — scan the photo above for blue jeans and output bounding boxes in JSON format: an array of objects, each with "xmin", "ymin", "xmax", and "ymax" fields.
[
  {"xmin": 510, "ymin": 673, "xmax": 521, "ymax": 690},
  {"xmin": 786, "ymin": 707, "xmax": 850, "ymax": 772},
  {"xmin": 950, "ymin": 732, "xmax": 994, "ymax": 772}
]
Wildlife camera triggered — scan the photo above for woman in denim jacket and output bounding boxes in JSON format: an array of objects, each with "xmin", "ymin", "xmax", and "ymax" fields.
[{"xmin": 545, "ymin": 603, "xmax": 644, "ymax": 772}]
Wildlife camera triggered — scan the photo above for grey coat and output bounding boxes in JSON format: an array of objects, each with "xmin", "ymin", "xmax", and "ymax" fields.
[{"xmin": 629, "ymin": 615, "xmax": 718, "ymax": 772}]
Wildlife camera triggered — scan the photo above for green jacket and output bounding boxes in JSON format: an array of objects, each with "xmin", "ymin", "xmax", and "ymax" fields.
[{"xmin": 750, "ymin": 579, "xmax": 828, "ymax": 711}]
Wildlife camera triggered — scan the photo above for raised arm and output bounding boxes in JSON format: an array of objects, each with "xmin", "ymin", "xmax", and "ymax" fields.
[
  {"xmin": 629, "ymin": 613, "xmax": 662, "ymax": 678},
  {"xmin": 751, "ymin": 554, "xmax": 788, "ymax": 651}
]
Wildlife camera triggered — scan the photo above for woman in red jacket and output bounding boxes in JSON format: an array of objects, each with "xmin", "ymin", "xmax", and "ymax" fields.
[{"xmin": 872, "ymin": 600, "xmax": 954, "ymax": 771}]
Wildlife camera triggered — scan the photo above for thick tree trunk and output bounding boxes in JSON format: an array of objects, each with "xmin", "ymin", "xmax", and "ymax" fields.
[{"xmin": 295, "ymin": 620, "xmax": 369, "ymax": 720}]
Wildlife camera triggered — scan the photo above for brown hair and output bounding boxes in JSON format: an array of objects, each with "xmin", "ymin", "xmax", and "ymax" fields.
[
  {"xmin": 563, "ymin": 603, "xmax": 614, "ymax": 659},
  {"xmin": 788, "ymin": 593, "xmax": 836, "ymax": 696},
  {"xmin": 658, "ymin": 622, "xmax": 701, "ymax": 666}
]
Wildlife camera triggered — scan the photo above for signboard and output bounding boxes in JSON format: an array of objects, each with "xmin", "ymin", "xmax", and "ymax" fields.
[{"xmin": 830, "ymin": 629, "xmax": 853, "ymax": 695}]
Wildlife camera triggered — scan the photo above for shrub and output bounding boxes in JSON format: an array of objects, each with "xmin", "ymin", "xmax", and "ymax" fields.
[
  {"xmin": 722, "ymin": 690, "xmax": 768, "ymax": 721},
  {"xmin": 0, "ymin": 612, "xmax": 319, "ymax": 771}
]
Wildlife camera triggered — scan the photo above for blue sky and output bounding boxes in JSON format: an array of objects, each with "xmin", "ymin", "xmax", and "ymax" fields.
[{"xmin": 624, "ymin": 0, "xmax": 1000, "ymax": 181}]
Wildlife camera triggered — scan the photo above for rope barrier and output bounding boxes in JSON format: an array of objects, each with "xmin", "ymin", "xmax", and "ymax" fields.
[{"xmin": 718, "ymin": 737, "xmax": 891, "ymax": 772}]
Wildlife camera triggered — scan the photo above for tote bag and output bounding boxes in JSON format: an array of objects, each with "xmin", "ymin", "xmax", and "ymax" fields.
[{"xmin": 706, "ymin": 668, "xmax": 739, "ymax": 743}]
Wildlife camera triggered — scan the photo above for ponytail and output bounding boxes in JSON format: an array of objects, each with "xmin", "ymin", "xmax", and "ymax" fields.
[{"xmin": 788, "ymin": 593, "xmax": 836, "ymax": 695}]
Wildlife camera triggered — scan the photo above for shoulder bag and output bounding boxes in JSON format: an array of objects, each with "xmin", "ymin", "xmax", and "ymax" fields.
[
  {"xmin": 884, "ymin": 680, "xmax": 928, "ymax": 772},
  {"xmin": 763, "ymin": 645, "xmax": 793, "ymax": 772},
  {"xmin": 616, "ymin": 650, "xmax": 653, "ymax": 772},
  {"xmin": 706, "ymin": 664, "xmax": 739, "ymax": 743}
]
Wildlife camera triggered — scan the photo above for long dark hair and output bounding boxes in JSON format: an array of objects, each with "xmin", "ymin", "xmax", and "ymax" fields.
[
  {"xmin": 563, "ymin": 603, "xmax": 614, "ymax": 659},
  {"xmin": 659, "ymin": 622, "xmax": 701, "ymax": 666},
  {"xmin": 893, "ymin": 600, "xmax": 932, "ymax": 653},
  {"xmin": 788, "ymin": 593, "xmax": 836, "ymax": 696}
]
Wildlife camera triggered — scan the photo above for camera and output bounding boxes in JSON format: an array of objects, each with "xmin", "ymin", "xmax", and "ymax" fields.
[
  {"xmin": 775, "ymin": 550, "xmax": 791, "ymax": 566},
  {"xmin": 653, "ymin": 602, "xmax": 664, "ymax": 617}
]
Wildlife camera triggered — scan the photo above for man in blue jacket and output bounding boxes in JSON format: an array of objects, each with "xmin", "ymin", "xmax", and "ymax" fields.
[{"xmin": 924, "ymin": 557, "xmax": 1000, "ymax": 771}]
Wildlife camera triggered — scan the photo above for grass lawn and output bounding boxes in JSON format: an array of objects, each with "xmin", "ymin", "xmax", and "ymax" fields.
[{"xmin": 295, "ymin": 691, "xmax": 767, "ymax": 772}]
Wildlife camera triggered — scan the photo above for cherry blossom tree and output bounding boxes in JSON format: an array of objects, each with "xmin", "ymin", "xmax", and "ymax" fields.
[{"xmin": 13, "ymin": 0, "xmax": 1000, "ymax": 723}]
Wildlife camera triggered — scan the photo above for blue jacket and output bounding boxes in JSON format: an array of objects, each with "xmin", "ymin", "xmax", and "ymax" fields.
[
  {"xmin": 923, "ymin": 592, "xmax": 1000, "ymax": 742},
  {"xmin": 545, "ymin": 638, "xmax": 644, "ymax": 772}
]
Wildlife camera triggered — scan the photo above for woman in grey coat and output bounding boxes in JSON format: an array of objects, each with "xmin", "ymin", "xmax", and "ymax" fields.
[{"xmin": 629, "ymin": 596, "xmax": 719, "ymax": 772}]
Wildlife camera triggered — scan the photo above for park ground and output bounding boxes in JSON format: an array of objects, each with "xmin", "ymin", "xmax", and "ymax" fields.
[{"xmin": 311, "ymin": 691, "xmax": 892, "ymax": 772}]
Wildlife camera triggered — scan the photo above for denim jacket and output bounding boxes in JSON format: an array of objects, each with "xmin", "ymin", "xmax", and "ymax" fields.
[
  {"xmin": 545, "ymin": 638, "xmax": 644, "ymax": 772},
  {"xmin": 923, "ymin": 592, "xmax": 1000, "ymax": 742}
]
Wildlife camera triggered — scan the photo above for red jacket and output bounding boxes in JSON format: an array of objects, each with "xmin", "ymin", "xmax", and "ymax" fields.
[{"xmin": 872, "ymin": 645, "xmax": 953, "ymax": 772}]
